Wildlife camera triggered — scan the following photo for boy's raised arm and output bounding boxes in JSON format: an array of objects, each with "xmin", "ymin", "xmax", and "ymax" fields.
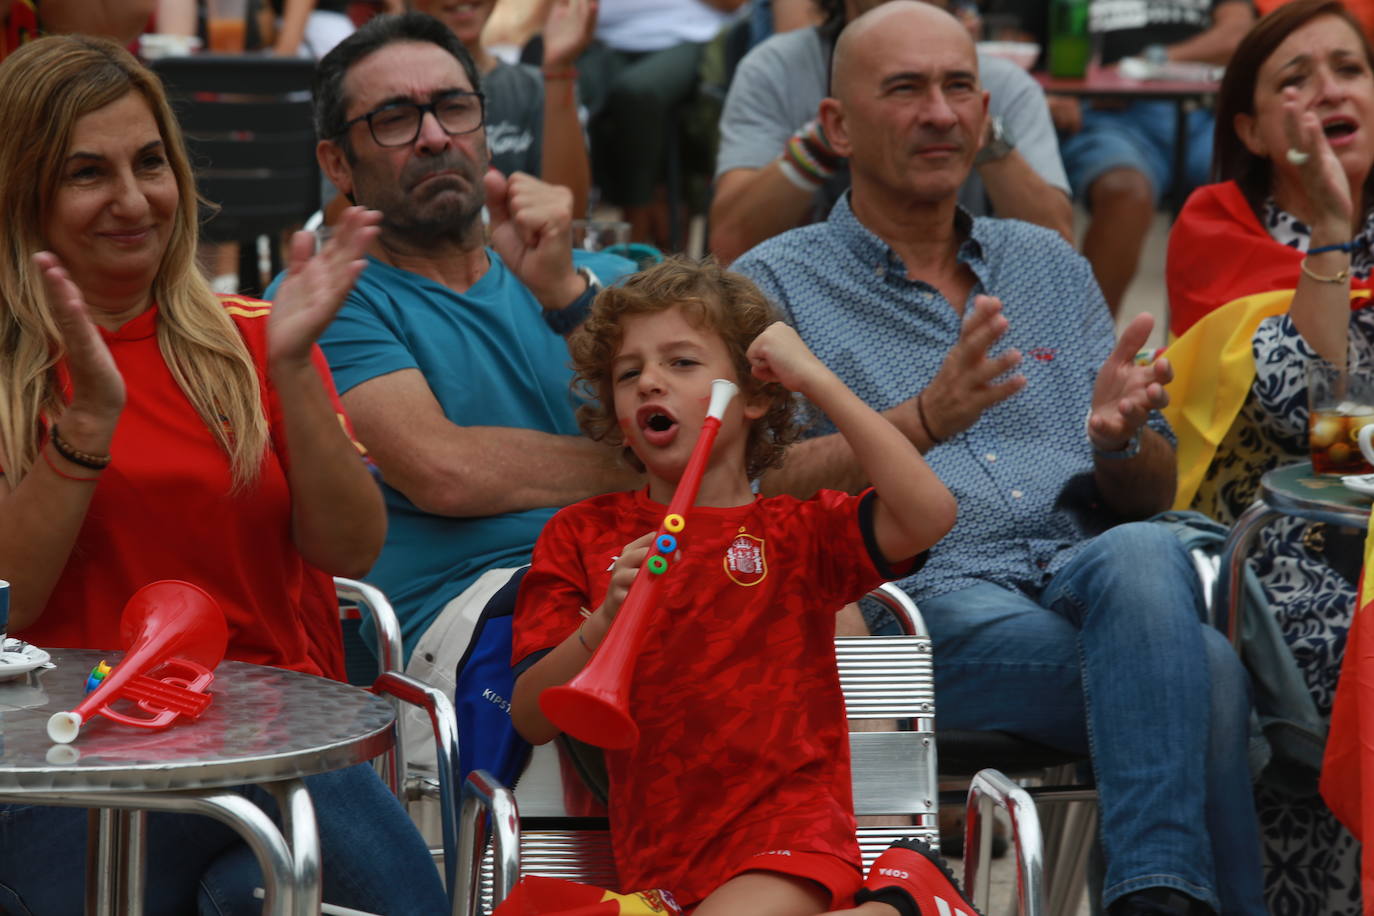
[{"xmin": 747, "ymin": 323, "xmax": 957, "ymax": 565}]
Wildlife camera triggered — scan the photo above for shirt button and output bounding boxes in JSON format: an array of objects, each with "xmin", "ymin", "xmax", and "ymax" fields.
[
  {"xmin": 874, "ymin": 264, "xmax": 884, "ymax": 277},
  {"xmin": 1011, "ymin": 489, "xmax": 1023, "ymax": 499},
  {"xmin": 985, "ymin": 453, "xmax": 997, "ymax": 462}
]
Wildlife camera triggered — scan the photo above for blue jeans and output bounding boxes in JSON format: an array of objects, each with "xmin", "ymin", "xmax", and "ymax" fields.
[
  {"xmin": 0, "ymin": 763, "xmax": 446, "ymax": 915},
  {"xmin": 919, "ymin": 523, "xmax": 1265, "ymax": 914},
  {"xmin": 1059, "ymin": 100, "xmax": 1214, "ymax": 205}
]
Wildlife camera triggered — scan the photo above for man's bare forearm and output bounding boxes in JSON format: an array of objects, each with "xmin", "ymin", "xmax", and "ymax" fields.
[
  {"xmin": 762, "ymin": 429, "xmax": 871, "ymax": 499},
  {"xmin": 709, "ymin": 165, "xmax": 819, "ymax": 265},
  {"xmin": 41, "ymin": 0, "xmax": 157, "ymax": 44},
  {"xmin": 540, "ymin": 77, "xmax": 591, "ymax": 217},
  {"xmin": 1093, "ymin": 427, "xmax": 1177, "ymax": 518},
  {"xmin": 1166, "ymin": 3, "xmax": 1254, "ymax": 65},
  {"xmin": 392, "ymin": 426, "xmax": 641, "ymax": 517},
  {"xmin": 977, "ymin": 153, "xmax": 1073, "ymax": 242},
  {"xmin": 761, "ymin": 397, "xmax": 934, "ymax": 498}
]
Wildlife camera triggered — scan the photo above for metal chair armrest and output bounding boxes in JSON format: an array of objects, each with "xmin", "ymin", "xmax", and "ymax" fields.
[
  {"xmin": 865, "ymin": 582, "xmax": 927, "ymax": 638},
  {"xmin": 1214, "ymin": 501, "xmax": 1277, "ymax": 646},
  {"xmin": 964, "ymin": 768, "xmax": 1045, "ymax": 916},
  {"xmin": 370, "ymin": 671, "xmax": 462, "ymax": 915},
  {"xmin": 334, "ymin": 577, "xmax": 405, "ymax": 676},
  {"xmin": 458, "ymin": 769, "xmax": 521, "ymax": 916},
  {"xmin": 335, "ymin": 578, "xmax": 408, "ymax": 796}
]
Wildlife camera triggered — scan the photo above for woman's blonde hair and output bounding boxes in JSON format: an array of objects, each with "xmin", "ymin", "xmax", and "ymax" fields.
[
  {"xmin": 567, "ymin": 257, "xmax": 799, "ymax": 479},
  {"xmin": 0, "ymin": 35, "xmax": 268, "ymax": 487}
]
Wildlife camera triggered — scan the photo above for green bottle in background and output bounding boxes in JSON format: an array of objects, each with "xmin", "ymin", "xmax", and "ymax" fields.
[{"xmin": 1049, "ymin": 0, "xmax": 1091, "ymax": 78}]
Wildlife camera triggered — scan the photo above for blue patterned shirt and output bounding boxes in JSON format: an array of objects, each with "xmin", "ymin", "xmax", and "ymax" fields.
[{"xmin": 734, "ymin": 194, "xmax": 1175, "ymax": 601}]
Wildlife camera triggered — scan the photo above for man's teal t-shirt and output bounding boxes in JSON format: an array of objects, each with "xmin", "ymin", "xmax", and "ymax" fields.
[{"xmin": 270, "ymin": 248, "xmax": 634, "ymax": 656}]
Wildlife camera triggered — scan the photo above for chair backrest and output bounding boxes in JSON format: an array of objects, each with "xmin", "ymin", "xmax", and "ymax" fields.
[
  {"xmin": 463, "ymin": 583, "xmax": 939, "ymax": 914},
  {"xmin": 150, "ymin": 55, "xmax": 320, "ymax": 242}
]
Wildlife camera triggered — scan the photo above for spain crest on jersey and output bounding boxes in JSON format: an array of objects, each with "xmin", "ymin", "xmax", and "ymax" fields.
[{"xmin": 723, "ymin": 528, "xmax": 767, "ymax": 586}]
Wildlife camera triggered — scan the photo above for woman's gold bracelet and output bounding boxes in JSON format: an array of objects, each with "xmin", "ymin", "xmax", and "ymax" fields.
[{"xmin": 1299, "ymin": 256, "xmax": 1350, "ymax": 284}]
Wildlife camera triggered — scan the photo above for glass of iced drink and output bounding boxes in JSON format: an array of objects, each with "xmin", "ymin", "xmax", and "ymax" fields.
[
  {"xmin": 206, "ymin": 0, "xmax": 248, "ymax": 53},
  {"xmin": 1307, "ymin": 361, "xmax": 1374, "ymax": 475}
]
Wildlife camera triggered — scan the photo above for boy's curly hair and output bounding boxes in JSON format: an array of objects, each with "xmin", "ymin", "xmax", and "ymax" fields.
[{"xmin": 568, "ymin": 257, "xmax": 800, "ymax": 480}]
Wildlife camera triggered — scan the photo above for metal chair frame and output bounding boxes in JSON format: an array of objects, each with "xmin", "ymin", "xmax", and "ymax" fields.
[{"xmin": 334, "ymin": 577, "xmax": 463, "ymax": 916}]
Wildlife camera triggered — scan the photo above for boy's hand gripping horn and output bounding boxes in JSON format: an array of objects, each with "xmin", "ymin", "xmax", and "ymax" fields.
[{"xmin": 540, "ymin": 379, "xmax": 739, "ymax": 749}]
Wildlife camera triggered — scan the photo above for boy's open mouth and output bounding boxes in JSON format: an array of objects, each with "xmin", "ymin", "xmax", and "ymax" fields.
[{"xmin": 636, "ymin": 405, "xmax": 680, "ymax": 447}]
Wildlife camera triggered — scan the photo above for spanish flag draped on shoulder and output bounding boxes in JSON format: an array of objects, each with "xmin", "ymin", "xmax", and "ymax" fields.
[{"xmin": 1161, "ymin": 282, "xmax": 1374, "ymax": 908}]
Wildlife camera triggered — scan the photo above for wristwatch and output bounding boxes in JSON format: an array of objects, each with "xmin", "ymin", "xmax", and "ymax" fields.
[
  {"xmin": 576, "ymin": 265, "xmax": 602, "ymax": 296},
  {"xmin": 544, "ymin": 266, "xmax": 602, "ymax": 335},
  {"xmin": 974, "ymin": 116, "xmax": 1016, "ymax": 165}
]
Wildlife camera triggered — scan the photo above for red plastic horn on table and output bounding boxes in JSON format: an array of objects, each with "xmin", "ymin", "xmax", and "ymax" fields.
[
  {"xmin": 541, "ymin": 379, "xmax": 739, "ymax": 749},
  {"xmin": 47, "ymin": 580, "xmax": 229, "ymax": 744}
]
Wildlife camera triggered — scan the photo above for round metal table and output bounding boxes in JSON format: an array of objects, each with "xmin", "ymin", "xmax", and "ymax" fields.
[
  {"xmin": 1216, "ymin": 461, "xmax": 1372, "ymax": 642},
  {"xmin": 0, "ymin": 649, "xmax": 395, "ymax": 916}
]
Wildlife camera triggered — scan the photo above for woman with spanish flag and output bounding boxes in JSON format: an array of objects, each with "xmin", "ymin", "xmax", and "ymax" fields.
[{"xmin": 1164, "ymin": 1, "xmax": 1374, "ymax": 910}]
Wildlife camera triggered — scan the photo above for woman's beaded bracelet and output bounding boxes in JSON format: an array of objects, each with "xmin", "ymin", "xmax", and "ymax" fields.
[
  {"xmin": 1308, "ymin": 240, "xmax": 1356, "ymax": 256},
  {"xmin": 49, "ymin": 425, "xmax": 112, "ymax": 471}
]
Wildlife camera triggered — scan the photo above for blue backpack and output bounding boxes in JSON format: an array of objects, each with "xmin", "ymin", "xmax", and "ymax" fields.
[{"xmin": 453, "ymin": 568, "xmax": 533, "ymax": 787}]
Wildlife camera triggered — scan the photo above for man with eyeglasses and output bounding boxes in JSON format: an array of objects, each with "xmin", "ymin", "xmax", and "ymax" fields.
[{"xmin": 275, "ymin": 12, "xmax": 641, "ymax": 745}]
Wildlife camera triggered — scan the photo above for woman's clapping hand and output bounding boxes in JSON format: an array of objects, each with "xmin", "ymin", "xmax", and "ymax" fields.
[
  {"xmin": 267, "ymin": 207, "xmax": 381, "ymax": 368},
  {"xmin": 32, "ymin": 251, "xmax": 125, "ymax": 428}
]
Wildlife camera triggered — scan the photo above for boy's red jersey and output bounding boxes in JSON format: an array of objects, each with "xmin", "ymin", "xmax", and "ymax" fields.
[{"xmin": 513, "ymin": 487, "xmax": 916, "ymax": 906}]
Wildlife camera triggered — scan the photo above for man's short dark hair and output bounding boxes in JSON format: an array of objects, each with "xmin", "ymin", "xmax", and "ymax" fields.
[{"xmin": 311, "ymin": 12, "xmax": 482, "ymax": 145}]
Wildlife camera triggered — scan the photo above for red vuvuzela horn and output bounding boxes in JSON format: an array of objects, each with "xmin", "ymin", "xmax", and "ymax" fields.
[
  {"xmin": 47, "ymin": 580, "xmax": 228, "ymax": 744},
  {"xmin": 540, "ymin": 379, "xmax": 739, "ymax": 749}
]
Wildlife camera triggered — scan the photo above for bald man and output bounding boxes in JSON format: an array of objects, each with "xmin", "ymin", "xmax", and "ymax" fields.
[
  {"xmin": 709, "ymin": 0, "xmax": 1071, "ymax": 265},
  {"xmin": 734, "ymin": 5, "xmax": 1265, "ymax": 915}
]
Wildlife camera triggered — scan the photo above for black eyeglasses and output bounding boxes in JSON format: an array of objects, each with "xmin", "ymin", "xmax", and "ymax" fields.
[{"xmin": 338, "ymin": 90, "xmax": 485, "ymax": 147}]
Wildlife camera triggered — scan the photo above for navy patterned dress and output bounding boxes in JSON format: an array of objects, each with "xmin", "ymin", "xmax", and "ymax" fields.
[{"xmin": 1192, "ymin": 200, "xmax": 1374, "ymax": 916}]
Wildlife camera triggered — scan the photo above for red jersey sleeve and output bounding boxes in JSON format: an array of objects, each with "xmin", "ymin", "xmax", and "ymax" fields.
[
  {"xmin": 800, "ymin": 488, "xmax": 920, "ymax": 616},
  {"xmin": 513, "ymin": 506, "xmax": 597, "ymax": 669},
  {"xmin": 220, "ymin": 295, "xmax": 366, "ymax": 471}
]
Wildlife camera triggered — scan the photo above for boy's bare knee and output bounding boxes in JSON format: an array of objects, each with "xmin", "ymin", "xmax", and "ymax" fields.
[{"xmin": 692, "ymin": 871, "xmax": 830, "ymax": 916}]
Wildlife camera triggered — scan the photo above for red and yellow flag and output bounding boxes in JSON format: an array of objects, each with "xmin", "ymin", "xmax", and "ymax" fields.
[
  {"xmin": 1321, "ymin": 530, "xmax": 1374, "ymax": 910},
  {"xmin": 492, "ymin": 876, "xmax": 683, "ymax": 916}
]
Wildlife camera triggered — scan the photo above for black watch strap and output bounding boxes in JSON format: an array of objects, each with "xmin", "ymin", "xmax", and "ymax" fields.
[{"xmin": 543, "ymin": 267, "xmax": 600, "ymax": 335}]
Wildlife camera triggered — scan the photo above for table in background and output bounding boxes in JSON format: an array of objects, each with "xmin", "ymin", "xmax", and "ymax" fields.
[
  {"xmin": 1035, "ymin": 65, "xmax": 1219, "ymax": 212},
  {"xmin": 1216, "ymin": 461, "xmax": 1372, "ymax": 642},
  {"xmin": 0, "ymin": 649, "xmax": 394, "ymax": 916}
]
